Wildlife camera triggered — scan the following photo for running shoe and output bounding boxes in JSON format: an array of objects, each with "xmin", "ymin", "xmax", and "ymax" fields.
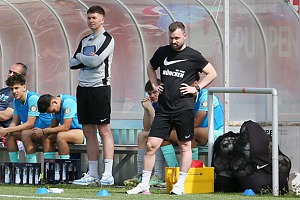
[
  {"xmin": 123, "ymin": 173, "xmax": 142, "ymax": 186},
  {"xmin": 72, "ymin": 173, "xmax": 99, "ymax": 186},
  {"xmin": 127, "ymin": 183, "xmax": 150, "ymax": 194},
  {"xmin": 170, "ymin": 184, "xmax": 184, "ymax": 195},
  {"xmin": 99, "ymin": 174, "xmax": 114, "ymax": 186},
  {"xmin": 149, "ymin": 175, "xmax": 164, "ymax": 187}
]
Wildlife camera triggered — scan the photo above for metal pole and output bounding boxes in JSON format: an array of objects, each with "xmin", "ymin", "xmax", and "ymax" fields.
[
  {"xmin": 207, "ymin": 87, "xmax": 279, "ymax": 196},
  {"xmin": 207, "ymin": 93, "xmax": 214, "ymax": 167},
  {"xmin": 272, "ymin": 89, "xmax": 279, "ymax": 196}
]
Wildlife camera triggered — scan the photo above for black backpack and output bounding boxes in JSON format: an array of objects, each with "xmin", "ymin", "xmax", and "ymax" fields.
[
  {"xmin": 213, "ymin": 120, "xmax": 291, "ymax": 194},
  {"xmin": 212, "ymin": 131, "xmax": 241, "ymax": 192}
]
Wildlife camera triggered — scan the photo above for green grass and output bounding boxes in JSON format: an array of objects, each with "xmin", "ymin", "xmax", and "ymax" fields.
[{"xmin": 0, "ymin": 184, "xmax": 298, "ymax": 200}]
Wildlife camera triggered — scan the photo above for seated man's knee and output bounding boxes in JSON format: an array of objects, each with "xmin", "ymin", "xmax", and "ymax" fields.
[
  {"xmin": 6, "ymin": 134, "xmax": 15, "ymax": 141},
  {"xmin": 194, "ymin": 127, "xmax": 208, "ymax": 146},
  {"xmin": 56, "ymin": 132, "xmax": 65, "ymax": 142},
  {"xmin": 138, "ymin": 131, "xmax": 149, "ymax": 142},
  {"xmin": 21, "ymin": 131, "xmax": 31, "ymax": 140},
  {"xmin": 161, "ymin": 140, "xmax": 171, "ymax": 146},
  {"xmin": 22, "ymin": 129, "xmax": 35, "ymax": 140}
]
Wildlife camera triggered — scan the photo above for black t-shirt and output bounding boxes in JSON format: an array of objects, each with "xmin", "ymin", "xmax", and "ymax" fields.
[{"xmin": 150, "ymin": 45, "xmax": 208, "ymax": 113}]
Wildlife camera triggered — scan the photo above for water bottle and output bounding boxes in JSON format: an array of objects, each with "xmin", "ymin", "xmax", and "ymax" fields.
[
  {"xmin": 45, "ymin": 162, "xmax": 49, "ymax": 180},
  {"xmin": 62, "ymin": 163, "xmax": 67, "ymax": 181},
  {"xmin": 4, "ymin": 166, "xmax": 10, "ymax": 184},
  {"xmin": 68, "ymin": 163, "xmax": 74, "ymax": 181},
  {"xmin": 35, "ymin": 168, "xmax": 39, "ymax": 185},
  {"xmin": 74, "ymin": 164, "xmax": 78, "ymax": 180},
  {"xmin": 49, "ymin": 163, "xmax": 54, "ymax": 182},
  {"xmin": 22, "ymin": 167, "xmax": 27, "ymax": 184},
  {"xmin": 15, "ymin": 167, "xmax": 20, "ymax": 184},
  {"xmin": 54, "ymin": 163, "xmax": 60, "ymax": 181},
  {"xmin": 28, "ymin": 167, "xmax": 33, "ymax": 184}
]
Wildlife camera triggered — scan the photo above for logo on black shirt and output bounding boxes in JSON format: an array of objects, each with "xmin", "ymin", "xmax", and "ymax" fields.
[
  {"xmin": 162, "ymin": 69, "xmax": 185, "ymax": 78},
  {"xmin": 163, "ymin": 57, "xmax": 187, "ymax": 66}
]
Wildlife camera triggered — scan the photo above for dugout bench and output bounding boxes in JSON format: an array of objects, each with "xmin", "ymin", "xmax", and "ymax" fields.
[{"xmin": 0, "ymin": 119, "xmax": 208, "ymax": 184}]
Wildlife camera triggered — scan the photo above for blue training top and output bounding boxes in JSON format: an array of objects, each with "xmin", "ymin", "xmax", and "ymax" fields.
[
  {"xmin": 152, "ymin": 102, "xmax": 157, "ymax": 110},
  {"xmin": 53, "ymin": 94, "xmax": 82, "ymax": 129},
  {"xmin": 194, "ymin": 89, "xmax": 224, "ymax": 130},
  {"xmin": 13, "ymin": 91, "xmax": 52, "ymax": 129}
]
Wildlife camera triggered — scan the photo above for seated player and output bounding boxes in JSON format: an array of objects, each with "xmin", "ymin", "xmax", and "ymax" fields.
[
  {"xmin": 123, "ymin": 80, "xmax": 164, "ymax": 187},
  {"xmin": 0, "ymin": 74, "xmax": 52, "ymax": 163},
  {"xmin": 35, "ymin": 94, "xmax": 84, "ymax": 159},
  {"xmin": 0, "ymin": 62, "xmax": 28, "ymax": 145}
]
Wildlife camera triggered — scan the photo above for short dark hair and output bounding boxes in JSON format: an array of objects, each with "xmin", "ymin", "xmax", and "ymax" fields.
[
  {"xmin": 145, "ymin": 79, "xmax": 161, "ymax": 92},
  {"xmin": 38, "ymin": 94, "xmax": 55, "ymax": 113},
  {"xmin": 15, "ymin": 62, "xmax": 28, "ymax": 76},
  {"xmin": 6, "ymin": 73, "xmax": 26, "ymax": 87},
  {"xmin": 169, "ymin": 21, "xmax": 185, "ymax": 33},
  {"xmin": 87, "ymin": 5, "xmax": 105, "ymax": 17}
]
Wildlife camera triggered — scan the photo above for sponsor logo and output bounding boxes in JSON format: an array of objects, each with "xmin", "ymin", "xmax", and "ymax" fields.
[
  {"xmin": 202, "ymin": 101, "xmax": 208, "ymax": 108},
  {"xmin": 162, "ymin": 69, "xmax": 185, "ymax": 78},
  {"xmin": 30, "ymin": 105, "xmax": 37, "ymax": 112},
  {"xmin": 65, "ymin": 108, "xmax": 71, "ymax": 114},
  {"xmin": 256, "ymin": 164, "xmax": 268, "ymax": 170},
  {"xmin": 100, "ymin": 118, "xmax": 107, "ymax": 122},
  {"xmin": 163, "ymin": 57, "xmax": 187, "ymax": 66},
  {"xmin": 185, "ymin": 135, "xmax": 191, "ymax": 139}
]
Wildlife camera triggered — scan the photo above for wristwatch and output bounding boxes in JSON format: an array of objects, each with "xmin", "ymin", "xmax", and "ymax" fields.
[{"xmin": 195, "ymin": 85, "xmax": 201, "ymax": 92}]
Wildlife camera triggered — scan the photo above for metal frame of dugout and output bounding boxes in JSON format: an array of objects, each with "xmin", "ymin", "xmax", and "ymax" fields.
[{"xmin": 207, "ymin": 87, "xmax": 279, "ymax": 196}]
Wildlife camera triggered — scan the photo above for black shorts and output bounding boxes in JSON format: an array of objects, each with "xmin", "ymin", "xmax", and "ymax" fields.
[
  {"xmin": 76, "ymin": 85, "xmax": 111, "ymax": 125},
  {"xmin": 149, "ymin": 110, "xmax": 194, "ymax": 142}
]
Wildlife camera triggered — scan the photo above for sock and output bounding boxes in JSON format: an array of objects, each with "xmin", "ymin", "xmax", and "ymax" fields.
[
  {"xmin": 26, "ymin": 153, "xmax": 37, "ymax": 163},
  {"xmin": 154, "ymin": 148, "xmax": 164, "ymax": 178},
  {"xmin": 176, "ymin": 171, "xmax": 188, "ymax": 186},
  {"xmin": 44, "ymin": 152, "xmax": 56, "ymax": 159},
  {"xmin": 8, "ymin": 151, "xmax": 19, "ymax": 162},
  {"xmin": 103, "ymin": 159, "xmax": 113, "ymax": 176},
  {"xmin": 88, "ymin": 160, "xmax": 99, "ymax": 178},
  {"xmin": 141, "ymin": 170, "xmax": 151, "ymax": 186},
  {"xmin": 192, "ymin": 148, "xmax": 199, "ymax": 160},
  {"xmin": 58, "ymin": 154, "xmax": 70, "ymax": 159},
  {"xmin": 161, "ymin": 144, "xmax": 179, "ymax": 167},
  {"xmin": 137, "ymin": 149, "xmax": 145, "ymax": 174}
]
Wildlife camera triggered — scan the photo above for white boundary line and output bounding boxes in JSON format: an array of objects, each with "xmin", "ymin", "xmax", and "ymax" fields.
[{"xmin": 0, "ymin": 194, "xmax": 99, "ymax": 200}]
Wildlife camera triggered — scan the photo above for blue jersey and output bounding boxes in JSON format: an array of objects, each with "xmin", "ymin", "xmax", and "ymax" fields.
[
  {"xmin": 13, "ymin": 91, "xmax": 52, "ymax": 128},
  {"xmin": 53, "ymin": 94, "xmax": 82, "ymax": 129},
  {"xmin": 152, "ymin": 102, "xmax": 157, "ymax": 110},
  {"xmin": 194, "ymin": 89, "xmax": 224, "ymax": 130},
  {"xmin": 0, "ymin": 87, "xmax": 14, "ymax": 127}
]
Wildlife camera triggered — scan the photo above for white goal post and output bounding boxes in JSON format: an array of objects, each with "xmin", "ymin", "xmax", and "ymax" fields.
[{"xmin": 207, "ymin": 87, "xmax": 279, "ymax": 196}]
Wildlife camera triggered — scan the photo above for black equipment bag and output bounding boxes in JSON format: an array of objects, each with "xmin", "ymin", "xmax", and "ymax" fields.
[
  {"xmin": 213, "ymin": 120, "xmax": 291, "ymax": 194},
  {"xmin": 212, "ymin": 131, "xmax": 242, "ymax": 192}
]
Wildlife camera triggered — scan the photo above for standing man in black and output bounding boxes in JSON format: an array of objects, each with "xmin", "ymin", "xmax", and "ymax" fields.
[{"xmin": 127, "ymin": 21, "xmax": 217, "ymax": 195}]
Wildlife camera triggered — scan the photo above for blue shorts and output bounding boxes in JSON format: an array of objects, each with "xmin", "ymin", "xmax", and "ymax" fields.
[{"xmin": 34, "ymin": 117, "xmax": 52, "ymax": 129}]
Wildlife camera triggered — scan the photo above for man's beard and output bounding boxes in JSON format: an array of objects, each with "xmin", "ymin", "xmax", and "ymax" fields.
[{"xmin": 171, "ymin": 43, "xmax": 183, "ymax": 51}]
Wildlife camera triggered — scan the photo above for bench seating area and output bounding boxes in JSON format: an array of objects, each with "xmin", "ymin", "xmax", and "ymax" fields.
[{"xmin": 0, "ymin": 119, "xmax": 208, "ymax": 184}]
